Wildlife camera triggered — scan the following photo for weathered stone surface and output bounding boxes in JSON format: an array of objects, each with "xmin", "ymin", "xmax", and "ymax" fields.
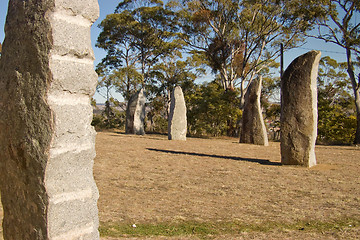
[
  {"xmin": 49, "ymin": 57, "xmax": 98, "ymax": 94},
  {"xmin": 280, "ymin": 50, "xmax": 321, "ymax": 167},
  {"xmin": 240, "ymin": 76, "xmax": 269, "ymax": 146},
  {"xmin": 55, "ymin": 0, "xmax": 99, "ymax": 21},
  {"xmin": 168, "ymin": 86, "xmax": 187, "ymax": 140},
  {"xmin": 50, "ymin": 11, "xmax": 94, "ymax": 58},
  {"xmin": 0, "ymin": 1, "xmax": 100, "ymax": 239},
  {"xmin": 126, "ymin": 89, "xmax": 146, "ymax": 135}
]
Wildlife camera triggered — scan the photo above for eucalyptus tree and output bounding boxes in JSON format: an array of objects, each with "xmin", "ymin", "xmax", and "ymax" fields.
[
  {"xmin": 145, "ymin": 51, "xmax": 200, "ymax": 131},
  {"xmin": 95, "ymin": 65, "xmax": 118, "ymax": 125},
  {"xmin": 297, "ymin": 0, "xmax": 360, "ymax": 144},
  {"xmin": 149, "ymin": 55, "xmax": 199, "ymax": 103},
  {"xmin": 96, "ymin": 0, "xmax": 181, "ymax": 97},
  {"xmin": 174, "ymin": 0, "xmax": 309, "ymax": 107},
  {"xmin": 111, "ymin": 65, "xmax": 143, "ymax": 102},
  {"xmin": 318, "ymin": 56, "xmax": 352, "ymax": 107},
  {"xmin": 317, "ymin": 56, "xmax": 356, "ymax": 144}
]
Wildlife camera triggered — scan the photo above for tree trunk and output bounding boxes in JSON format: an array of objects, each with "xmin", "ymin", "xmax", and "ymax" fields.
[
  {"xmin": 125, "ymin": 54, "xmax": 131, "ymax": 101},
  {"xmin": 345, "ymin": 48, "xmax": 360, "ymax": 144},
  {"xmin": 354, "ymin": 89, "xmax": 360, "ymax": 144},
  {"xmin": 239, "ymin": 78, "xmax": 246, "ymax": 109}
]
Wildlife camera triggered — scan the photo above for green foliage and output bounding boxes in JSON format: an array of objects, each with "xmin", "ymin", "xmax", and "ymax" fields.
[
  {"xmin": 264, "ymin": 103, "xmax": 281, "ymax": 141},
  {"xmin": 186, "ymin": 81, "xmax": 242, "ymax": 137},
  {"xmin": 99, "ymin": 218, "xmax": 360, "ymax": 239},
  {"xmin": 92, "ymin": 98, "xmax": 126, "ymax": 130},
  {"xmin": 147, "ymin": 57, "xmax": 198, "ymax": 100},
  {"xmin": 146, "ymin": 95, "xmax": 168, "ymax": 133},
  {"xmin": 146, "ymin": 56, "xmax": 200, "ymax": 133},
  {"xmin": 294, "ymin": 0, "xmax": 360, "ymax": 143},
  {"xmin": 91, "ymin": 110, "xmax": 126, "ymax": 130},
  {"xmin": 92, "ymin": 0, "xmax": 358, "ymax": 143},
  {"xmin": 97, "ymin": 0, "xmax": 180, "ymax": 76},
  {"xmin": 96, "ymin": 0, "xmax": 183, "ymax": 102},
  {"xmin": 317, "ymin": 56, "xmax": 356, "ymax": 145},
  {"xmin": 112, "ymin": 66, "xmax": 143, "ymax": 101},
  {"xmin": 175, "ymin": 0, "xmax": 309, "ymax": 104},
  {"xmin": 317, "ymin": 104, "xmax": 356, "ymax": 145}
]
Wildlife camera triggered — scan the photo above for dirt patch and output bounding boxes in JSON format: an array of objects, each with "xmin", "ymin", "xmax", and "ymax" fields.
[{"xmin": 0, "ymin": 131, "xmax": 359, "ymax": 239}]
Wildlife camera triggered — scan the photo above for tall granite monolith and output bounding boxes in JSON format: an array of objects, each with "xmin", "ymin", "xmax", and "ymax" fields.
[
  {"xmin": 240, "ymin": 76, "xmax": 269, "ymax": 146},
  {"xmin": 126, "ymin": 89, "xmax": 146, "ymax": 135},
  {"xmin": 0, "ymin": 1, "xmax": 100, "ymax": 239},
  {"xmin": 281, "ymin": 50, "xmax": 321, "ymax": 167},
  {"xmin": 168, "ymin": 86, "xmax": 187, "ymax": 140}
]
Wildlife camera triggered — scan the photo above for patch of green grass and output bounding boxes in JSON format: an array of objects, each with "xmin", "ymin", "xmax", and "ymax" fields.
[
  {"xmin": 100, "ymin": 221, "xmax": 220, "ymax": 239},
  {"xmin": 99, "ymin": 218, "xmax": 360, "ymax": 239}
]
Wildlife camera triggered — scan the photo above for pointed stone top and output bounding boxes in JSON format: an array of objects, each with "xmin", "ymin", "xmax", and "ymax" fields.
[
  {"xmin": 174, "ymin": 85, "xmax": 182, "ymax": 92},
  {"xmin": 283, "ymin": 51, "xmax": 321, "ymax": 76}
]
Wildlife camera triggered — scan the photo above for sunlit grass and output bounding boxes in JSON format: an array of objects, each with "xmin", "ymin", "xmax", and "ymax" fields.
[{"xmin": 99, "ymin": 218, "xmax": 360, "ymax": 239}]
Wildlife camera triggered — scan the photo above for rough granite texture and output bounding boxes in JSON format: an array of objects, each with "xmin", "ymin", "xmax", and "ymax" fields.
[
  {"xmin": 168, "ymin": 86, "xmax": 187, "ymax": 141},
  {"xmin": 240, "ymin": 77, "xmax": 269, "ymax": 146},
  {"xmin": 280, "ymin": 50, "xmax": 321, "ymax": 167},
  {"xmin": 0, "ymin": 0, "xmax": 100, "ymax": 239},
  {"xmin": 126, "ymin": 89, "xmax": 146, "ymax": 135}
]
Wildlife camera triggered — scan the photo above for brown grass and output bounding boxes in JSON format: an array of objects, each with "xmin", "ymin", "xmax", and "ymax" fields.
[
  {"xmin": 95, "ymin": 130, "xmax": 360, "ymax": 239},
  {"xmin": 1, "ymin": 130, "xmax": 360, "ymax": 239}
]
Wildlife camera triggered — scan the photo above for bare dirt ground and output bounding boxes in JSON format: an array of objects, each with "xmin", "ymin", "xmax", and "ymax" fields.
[
  {"xmin": 95, "ymin": 131, "xmax": 360, "ymax": 239},
  {"xmin": 1, "ymin": 130, "xmax": 360, "ymax": 239}
]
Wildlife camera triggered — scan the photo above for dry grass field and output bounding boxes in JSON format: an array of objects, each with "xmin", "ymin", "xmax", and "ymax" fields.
[{"xmin": 1, "ymin": 130, "xmax": 360, "ymax": 239}]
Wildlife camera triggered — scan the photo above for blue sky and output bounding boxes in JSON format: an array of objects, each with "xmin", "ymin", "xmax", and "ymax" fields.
[{"xmin": 0, "ymin": 1, "xmax": 349, "ymax": 103}]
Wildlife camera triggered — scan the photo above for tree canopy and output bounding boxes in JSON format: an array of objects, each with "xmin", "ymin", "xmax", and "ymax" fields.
[
  {"xmin": 96, "ymin": 0, "xmax": 182, "ymax": 92},
  {"xmin": 93, "ymin": 0, "xmax": 359, "ymax": 144},
  {"xmin": 174, "ymin": 0, "xmax": 310, "ymax": 106},
  {"xmin": 317, "ymin": 56, "xmax": 356, "ymax": 144},
  {"xmin": 295, "ymin": 0, "xmax": 360, "ymax": 144}
]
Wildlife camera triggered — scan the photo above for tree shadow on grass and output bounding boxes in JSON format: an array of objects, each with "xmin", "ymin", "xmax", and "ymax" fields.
[{"xmin": 146, "ymin": 148, "xmax": 282, "ymax": 166}]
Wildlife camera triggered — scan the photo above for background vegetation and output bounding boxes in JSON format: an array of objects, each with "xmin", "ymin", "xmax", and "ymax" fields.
[{"xmin": 92, "ymin": 0, "xmax": 359, "ymax": 145}]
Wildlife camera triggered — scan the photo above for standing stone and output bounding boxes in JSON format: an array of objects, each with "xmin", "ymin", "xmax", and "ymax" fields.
[
  {"xmin": 168, "ymin": 86, "xmax": 187, "ymax": 140},
  {"xmin": 240, "ymin": 76, "xmax": 269, "ymax": 146},
  {"xmin": 126, "ymin": 89, "xmax": 146, "ymax": 135},
  {"xmin": 280, "ymin": 50, "xmax": 321, "ymax": 167},
  {"xmin": 0, "ymin": 1, "xmax": 100, "ymax": 239}
]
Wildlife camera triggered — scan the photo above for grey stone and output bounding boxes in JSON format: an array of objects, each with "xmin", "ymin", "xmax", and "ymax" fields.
[
  {"xmin": 0, "ymin": 0, "xmax": 100, "ymax": 239},
  {"xmin": 49, "ymin": 58, "xmax": 98, "ymax": 95},
  {"xmin": 240, "ymin": 76, "xmax": 269, "ymax": 146},
  {"xmin": 168, "ymin": 86, "xmax": 187, "ymax": 140},
  {"xmin": 126, "ymin": 89, "xmax": 146, "ymax": 135},
  {"xmin": 55, "ymin": 0, "xmax": 99, "ymax": 21},
  {"xmin": 50, "ymin": 12, "xmax": 94, "ymax": 58},
  {"xmin": 280, "ymin": 50, "xmax": 321, "ymax": 167}
]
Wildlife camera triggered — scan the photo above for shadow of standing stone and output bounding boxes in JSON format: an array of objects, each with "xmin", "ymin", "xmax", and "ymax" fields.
[
  {"xmin": 240, "ymin": 76, "xmax": 269, "ymax": 146},
  {"xmin": 281, "ymin": 50, "xmax": 321, "ymax": 167},
  {"xmin": 126, "ymin": 88, "xmax": 146, "ymax": 135},
  {"xmin": 168, "ymin": 86, "xmax": 187, "ymax": 140}
]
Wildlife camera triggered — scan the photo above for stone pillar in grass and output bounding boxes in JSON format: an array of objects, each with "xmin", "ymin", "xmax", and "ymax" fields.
[
  {"xmin": 126, "ymin": 88, "xmax": 146, "ymax": 135},
  {"xmin": 240, "ymin": 76, "xmax": 269, "ymax": 146},
  {"xmin": 168, "ymin": 86, "xmax": 187, "ymax": 140},
  {"xmin": 0, "ymin": 0, "xmax": 100, "ymax": 239},
  {"xmin": 280, "ymin": 50, "xmax": 321, "ymax": 167}
]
